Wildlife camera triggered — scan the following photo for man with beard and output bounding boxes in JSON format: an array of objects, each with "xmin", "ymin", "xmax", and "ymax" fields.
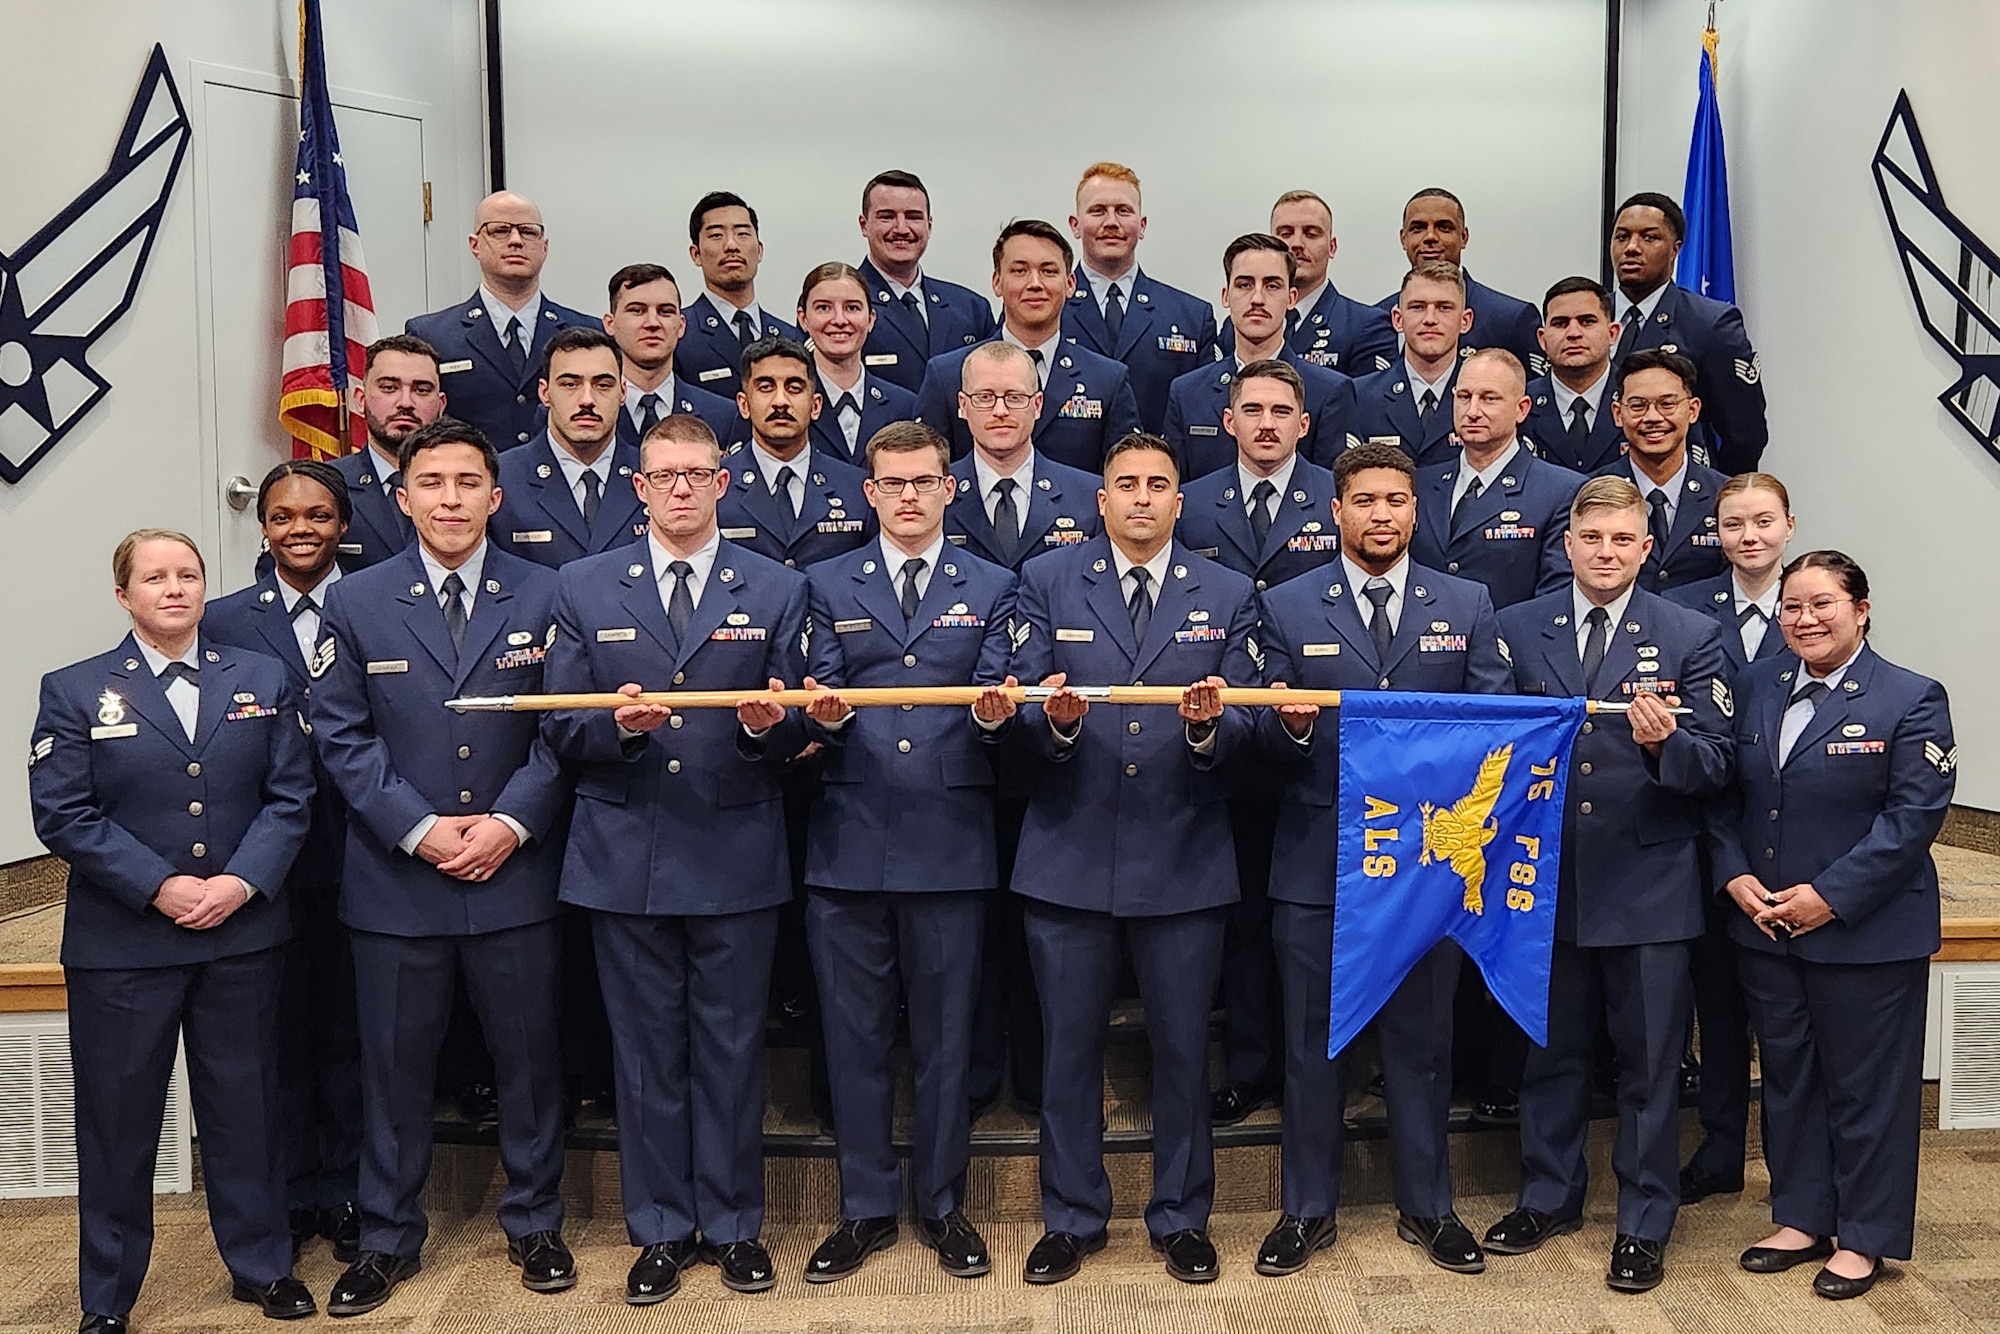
[
  {"xmin": 675, "ymin": 192, "xmax": 804, "ymax": 400},
  {"xmin": 855, "ymin": 170, "xmax": 996, "ymax": 393},
  {"xmin": 327, "ymin": 336, "xmax": 447, "ymax": 570},
  {"xmin": 495, "ymin": 328, "xmax": 648, "ymax": 568},
  {"xmin": 601, "ymin": 263, "xmax": 742, "ymax": 448}
]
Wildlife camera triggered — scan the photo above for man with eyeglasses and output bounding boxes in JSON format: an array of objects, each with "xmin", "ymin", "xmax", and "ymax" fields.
[
  {"xmin": 541, "ymin": 413, "xmax": 810, "ymax": 1306},
  {"xmin": 717, "ymin": 335, "xmax": 876, "ymax": 571},
  {"xmin": 407, "ymin": 192, "xmax": 597, "ymax": 450},
  {"xmin": 674, "ymin": 192, "xmax": 804, "ymax": 401},
  {"xmin": 1594, "ymin": 349, "xmax": 1728, "ymax": 594},
  {"xmin": 942, "ymin": 341, "xmax": 1101, "ymax": 1129},
  {"xmin": 792, "ymin": 421, "xmax": 1017, "ymax": 1284}
]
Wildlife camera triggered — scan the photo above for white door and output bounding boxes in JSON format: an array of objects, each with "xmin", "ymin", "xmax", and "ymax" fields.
[{"xmin": 189, "ymin": 67, "xmax": 433, "ymax": 588}]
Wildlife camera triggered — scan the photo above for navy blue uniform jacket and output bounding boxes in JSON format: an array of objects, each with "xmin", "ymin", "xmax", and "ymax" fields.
[
  {"xmin": 1592, "ymin": 456, "xmax": 1729, "ymax": 593},
  {"xmin": 944, "ymin": 452, "xmax": 1103, "ymax": 571},
  {"xmin": 1006, "ymin": 537, "xmax": 1259, "ymax": 916},
  {"xmin": 1062, "ymin": 268, "xmax": 1218, "ymax": 433},
  {"xmin": 406, "ymin": 292, "xmax": 599, "ymax": 450},
  {"xmin": 915, "ymin": 335, "xmax": 1142, "ymax": 473},
  {"xmin": 803, "ymin": 545, "xmax": 1018, "ymax": 891},
  {"xmin": 492, "ymin": 433, "xmax": 648, "ymax": 568},
  {"xmin": 1709, "ymin": 647, "xmax": 1953, "ymax": 964},
  {"xmin": 1161, "ymin": 352, "xmax": 1358, "ymax": 478},
  {"xmin": 311, "ymin": 546, "xmax": 568, "ymax": 937},
  {"xmin": 717, "ymin": 442, "xmax": 876, "ymax": 569},
  {"xmin": 1613, "ymin": 281, "xmax": 1768, "ymax": 474},
  {"xmin": 1349, "ymin": 361, "xmax": 1462, "ymax": 467},
  {"xmin": 673, "ymin": 294, "xmax": 804, "ymax": 401},
  {"xmin": 541, "ymin": 538, "xmax": 808, "ymax": 917},
  {"xmin": 31, "ymin": 635, "xmax": 313, "ymax": 969},
  {"xmin": 1522, "ymin": 377, "xmax": 1626, "ymax": 474},
  {"xmin": 808, "ymin": 374, "xmax": 920, "ymax": 468},
  {"xmin": 857, "ymin": 259, "xmax": 997, "ymax": 394},
  {"xmin": 1174, "ymin": 458, "xmax": 1342, "ymax": 593},
  {"xmin": 1410, "ymin": 448, "xmax": 1581, "ymax": 610}
]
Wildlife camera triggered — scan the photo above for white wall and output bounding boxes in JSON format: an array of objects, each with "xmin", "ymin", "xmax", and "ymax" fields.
[
  {"xmin": 1621, "ymin": 0, "xmax": 2000, "ymax": 809},
  {"xmin": 499, "ymin": 0, "xmax": 1608, "ymax": 320},
  {"xmin": 0, "ymin": 1, "xmax": 488, "ymax": 862}
]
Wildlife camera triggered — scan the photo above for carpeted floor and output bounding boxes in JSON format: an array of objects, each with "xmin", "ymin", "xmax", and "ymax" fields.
[{"xmin": 7, "ymin": 1122, "xmax": 2000, "ymax": 1333}]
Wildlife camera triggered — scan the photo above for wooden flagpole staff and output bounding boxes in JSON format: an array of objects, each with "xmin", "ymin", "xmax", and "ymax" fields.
[{"xmin": 445, "ymin": 687, "xmax": 1681, "ymax": 714}]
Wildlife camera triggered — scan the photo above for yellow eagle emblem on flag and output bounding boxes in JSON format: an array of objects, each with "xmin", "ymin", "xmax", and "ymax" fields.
[{"xmin": 1418, "ymin": 743, "xmax": 1513, "ymax": 915}]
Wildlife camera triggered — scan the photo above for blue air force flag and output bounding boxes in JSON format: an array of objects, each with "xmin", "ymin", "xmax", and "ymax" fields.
[
  {"xmin": 1676, "ymin": 28, "xmax": 1736, "ymax": 303},
  {"xmin": 1330, "ymin": 692, "xmax": 1586, "ymax": 1056}
]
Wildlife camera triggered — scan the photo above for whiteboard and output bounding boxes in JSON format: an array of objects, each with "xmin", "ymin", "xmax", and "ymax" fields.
[{"xmin": 499, "ymin": 0, "xmax": 1608, "ymax": 325}]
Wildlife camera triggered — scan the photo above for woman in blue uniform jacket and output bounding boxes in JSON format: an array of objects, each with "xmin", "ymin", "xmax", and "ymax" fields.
[
  {"xmin": 29, "ymin": 529, "xmax": 317, "ymax": 1331},
  {"xmin": 1710, "ymin": 550, "xmax": 1955, "ymax": 1300}
]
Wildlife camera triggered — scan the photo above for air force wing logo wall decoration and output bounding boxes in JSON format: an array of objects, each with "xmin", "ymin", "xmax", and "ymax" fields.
[
  {"xmin": 0, "ymin": 45, "xmax": 189, "ymax": 484},
  {"xmin": 1873, "ymin": 91, "xmax": 2000, "ymax": 465}
]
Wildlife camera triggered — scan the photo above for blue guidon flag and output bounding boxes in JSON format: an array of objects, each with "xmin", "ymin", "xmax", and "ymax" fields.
[
  {"xmin": 1676, "ymin": 26, "xmax": 1735, "ymax": 304},
  {"xmin": 1330, "ymin": 692, "xmax": 1587, "ymax": 1057}
]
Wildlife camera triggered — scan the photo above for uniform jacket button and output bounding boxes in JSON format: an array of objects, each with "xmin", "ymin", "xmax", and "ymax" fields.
[
  {"xmin": 1379, "ymin": 677, "xmax": 1391, "ymax": 688},
  {"xmin": 904, "ymin": 654, "xmax": 918, "ymax": 667},
  {"xmin": 459, "ymin": 790, "xmax": 474, "ymax": 804},
  {"xmin": 185, "ymin": 762, "xmax": 201, "ymax": 777},
  {"xmin": 1581, "ymin": 720, "xmax": 1594, "ymax": 735},
  {"xmin": 1447, "ymin": 561, "xmax": 1460, "ymax": 573},
  {"xmin": 1579, "ymin": 762, "xmax": 1592, "ymax": 776},
  {"xmin": 668, "ymin": 759, "xmax": 682, "ymax": 773},
  {"xmin": 191, "ymin": 842, "xmax": 207, "ymax": 858},
  {"xmin": 187, "ymin": 801, "xmax": 203, "ymax": 817},
  {"xmin": 1124, "ymin": 763, "xmax": 1139, "ymax": 777},
  {"xmin": 897, "ymin": 739, "xmax": 912, "ymax": 753},
  {"xmin": 1128, "ymin": 720, "xmax": 1141, "ymax": 734},
  {"xmin": 457, "ymin": 745, "xmax": 471, "ymax": 759},
  {"xmin": 1765, "ymin": 847, "xmax": 1775, "ymax": 859},
  {"xmin": 670, "ymin": 715, "xmax": 685, "ymax": 728},
  {"xmin": 901, "ymin": 703, "xmax": 914, "ymax": 711},
  {"xmin": 673, "ymin": 672, "xmax": 685, "ymax": 685},
  {"xmin": 1578, "ymin": 801, "xmax": 1593, "ymax": 815}
]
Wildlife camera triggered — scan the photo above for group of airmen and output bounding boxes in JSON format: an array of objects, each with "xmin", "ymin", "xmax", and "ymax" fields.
[{"xmin": 29, "ymin": 164, "xmax": 1957, "ymax": 1332}]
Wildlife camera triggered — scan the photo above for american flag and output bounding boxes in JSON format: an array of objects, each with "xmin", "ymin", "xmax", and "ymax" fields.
[{"xmin": 277, "ymin": 0, "xmax": 377, "ymax": 461}]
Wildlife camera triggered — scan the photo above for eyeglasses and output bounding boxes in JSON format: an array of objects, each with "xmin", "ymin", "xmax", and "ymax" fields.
[
  {"xmin": 1619, "ymin": 394, "xmax": 1687, "ymax": 416},
  {"xmin": 961, "ymin": 390, "xmax": 1037, "ymax": 411},
  {"xmin": 1776, "ymin": 595, "xmax": 1853, "ymax": 623},
  {"xmin": 477, "ymin": 222, "xmax": 545, "ymax": 241},
  {"xmin": 640, "ymin": 467, "xmax": 718, "ymax": 490},
  {"xmin": 869, "ymin": 475, "xmax": 948, "ymax": 496}
]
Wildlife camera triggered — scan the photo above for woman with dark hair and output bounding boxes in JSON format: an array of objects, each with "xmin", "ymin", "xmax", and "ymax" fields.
[
  {"xmin": 206, "ymin": 460, "xmax": 363, "ymax": 1263},
  {"xmin": 1711, "ymin": 549, "xmax": 1956, "ymax": 1299},
  {"xmin": 30, "ymin": 529, "xmax": 317, "ymax": 1331}
]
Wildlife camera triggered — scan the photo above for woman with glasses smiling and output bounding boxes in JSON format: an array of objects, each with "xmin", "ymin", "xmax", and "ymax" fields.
[{"xmin": 1708, "ymin": 550, "xmax": 1956, "ymax": 1300}]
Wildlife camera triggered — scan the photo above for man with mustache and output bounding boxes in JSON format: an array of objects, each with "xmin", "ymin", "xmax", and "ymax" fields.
[
  {"xmin": 855, "ymin": 170, "xmax": 997, "ymax": 394},
  {"xmin": 406, "ymin": 191, "xmax": 598, "ymax": 450},
  {"xmin": 326, "ymin": 336, "xmax": 448, "ymax": 571},
  {"xmin": 494, "ymin": 328, "xmax": 648, "ymax": 569},
  {"xmin": 674, "ymin": 192, "xmax": 804, "ymax": 401},
  {"xmin": 1220, "ymin": 190, "xmax": 1396, "ymax": 375}
]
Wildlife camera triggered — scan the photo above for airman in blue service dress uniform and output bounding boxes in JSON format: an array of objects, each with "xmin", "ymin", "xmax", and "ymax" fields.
[
  {"xmin": 1666, "ymin": 473, "xmax": 1796, "ymax": 1209},
  {"xmin": 309, "ymin": 420, "xmax": 575, "ymax": 1316},
  {"xmin": 1410, "ymin": 349, "xmax": 1581, "ymax": 614},
  {"xmin": 1711, "ymin": 551, "xmax": 1954, "ymax": 1301},
  {"xmin": 673, "ymin": 192, "xmax": 804, "ymax": 401},
  {"xmin": 322, "ymin": 336, "xmax": 448, "ymax": 573},
  {"xmin": 1061, "ymin": 163, "xmax": 1217, "ymax": 433},
  {"xmin": 1251, "ymin": 443, "xmax": 1510, "ymax": 1280},
  {"xmin": 795, "ymin": 422, "xmax": 1016, "ymax": 1285},
  {"xmin": 404, "ymin": 192, "xmax": 596, "ymax": 451},
  {"xmin": 32, "ymin": 528, "xmax": 317, "ymax": 1332},
  {"xmin": 856, "ymin": 169, "xmax": 997, "ymax": 393},
  {"xmin": 602, "ymin": 263, "xmax": 743, "ymax": 450},
  {"xmin": 1349, "ymin": 261, "xmax": 1473, "ymax": 468},
  {"xmin": 1373, "ymin": 190, "xmax": 1543, "ymax": 375},
  {"xmin": 540, "ymin": 412, "xmax": 809, "ymax": 1304},
  {"xmin": 1523, "ymin": 278, "xmax": 1628, "ymax": 473},
  {"xmin": 1002, "ymin": 434, "xmax": 1259, "ymax": 1289},
  {"xmin": 1219, "ymin": 191, "xmax": 1397, "ymax": 375},
  {"xmin": 1593, "ymin": 349, "xmax": 1728, "ymax": 594},
  {"xmin": 205, "ymin": 462, "xmax": 363, "ymax": 1265},
  {"xmin": 494, "ymin": 328, "xmax": 647, "ymax": 569},
  {"xmin": 915, "ymin": 220, "xmax": 1141, "ymax": 472},
  {"xmin": 1609, "ymin": 193, "xmax": 1769, "ymax": 474},
  {"xmin": 1486, "ymin": 475, "xmax": 1735, "ymax": 1295},
  {"xmin": 1163, "ymin": 234, "xmax": 1357, "ymax": 477},
  {"xmin": 1173, "ymin": 359, "xmax": 1342, "ymax": 1131},
  {"xmin": 798, "ymin": 261, "xmax": 921, "ymax": 467}
]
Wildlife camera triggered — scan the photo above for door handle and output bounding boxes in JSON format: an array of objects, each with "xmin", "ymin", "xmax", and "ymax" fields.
[{"xmin": 224, "ymin": 475, "xmax": 259, "ymax": 511}]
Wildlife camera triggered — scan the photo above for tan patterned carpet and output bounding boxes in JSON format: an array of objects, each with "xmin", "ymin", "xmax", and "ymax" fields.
[{"xmin": 5, "ymin": 1120, "xmax": 2000, "ymax": 1334}]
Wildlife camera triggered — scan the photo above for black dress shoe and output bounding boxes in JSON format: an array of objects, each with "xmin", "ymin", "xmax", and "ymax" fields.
[
  {"xmin": 1396, "ymin": 1212, "xmax": 1486, "ymax": 1273},
  {"xmin": 699, "ymin": 1238, "xmax": 776, "ymax": 1293},
  {"xmin": 1813, "ymin": 1257, "xmax": 1884, "ymax": 1300},
  {"xmin": 1606, "ymin": 1235, "xmax": 1666, "ymax": 1293},
  {"xmin": 1679, "ymin": 1163, "xmax": 1746, "ymax": 1204},
  {"xmin": 231, "ymin": 1275, "xmax": 317, "ymax": 1320},
  {"xmin": 1209, "ymin": 1082, "xmax": 1279, "ymax": 1126},
  {"xmin": 1680, "ymin": 1057, "xmax": 1702, "ymax": 1097},
  {"xmin": 626, "ymin": 1239, "xmax": 697, "ymax": 1305},
  {"xmin": 321, "ymin": 1201, "xmax": 362, "ymax": 1264},
  {"xmin": 453, "ymin": 1081, "xmax": 500, "ymax": 1125},
  {"xmin": 1022, "ymin": 1230, "xmax": 1106, "ymax": 1285},
  {"xmin": 507, "ymin": 1230, "xmax": 577, "ymax": 1292},
  {"xmin": 1470, "ymin": 1096, "xmax": 1520, "ymax": 1126},
  {"xmin": 1256, "ymin": 1214, "xmax": 1338, "ymax": 1276},
  {"xmin": 1483, "ymin": 1206, "xmax": 1584, "ymax": 1256},
  {"xmin": 327, "ymin": 1251, "xmax": 422, "ymax": 1317},
  {"xmin": 79, "ymin": 1315, "xmax": 128, "ymax": 1334},
  {"xmin": 805, "ymin": 1216, "xmax": 899, "ymax": 1283},
  {"xmin": 1152, "ymin": 1228, "xmax": 1219, "ymax": 1283},
  {"xmin": 1740, "ymin": 1236, "xmax": 1835, "ymax": 1273},
  {"xmin": 918, "ymin": 1210, "xmax": 991, "ymax": 1277}
]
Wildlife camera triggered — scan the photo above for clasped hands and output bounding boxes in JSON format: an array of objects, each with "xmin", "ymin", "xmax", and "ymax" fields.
[
  {"xmin": 1726, "ymin": 873, "xmax": 1835, "ymax": 938},
  {"xmin": 153, "ymin": 874, "xmax": 252, "ymax": 929}
]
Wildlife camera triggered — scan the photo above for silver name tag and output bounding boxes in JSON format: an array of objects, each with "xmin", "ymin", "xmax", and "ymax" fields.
[
  {"xmin": 439, "ymin": 358, "xmax": 474, "ymax": 373},
  {"xmin": 697, "ymin": 367, "xmax": 732, "ymax": 383},
  {"xmin": 90, "ymin": 723, "xmax": 139, "ymax": 739},
  {"xmin": 511, "ymin": 530, "xmax": 553, "ymax": 543},
  {"xmin": 366, "ymin": 660, "xmax": 409, "ymax": 674},
  {"xmin": 596, "ymin": 628, "xmax": 637, "ymax": 642},
  {"xmin": 720, "ymin": 527, "xmax": 758, "ymax": 539},
  {"xmin": 834, "ymin": 619, "xmax": 873, "ymax": 634},
  {"xmin": 1055, "ymin": 629, "xmax": 1095, "ymax": 642}
]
